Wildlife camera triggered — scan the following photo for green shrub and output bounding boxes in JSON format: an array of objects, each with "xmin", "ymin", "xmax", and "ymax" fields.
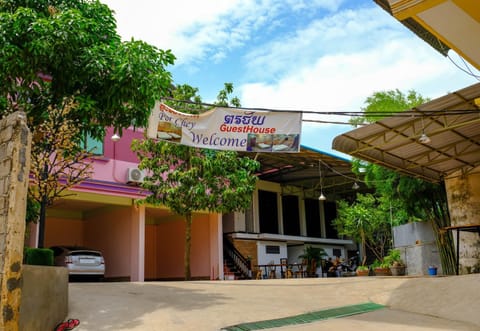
[
  {"xmin": 383, "ymin": 248, "xmax": 403, "ymax": 266},
  {"xmin": 24, "ymin": 247, "xmax": 54, "ymax": 266}
]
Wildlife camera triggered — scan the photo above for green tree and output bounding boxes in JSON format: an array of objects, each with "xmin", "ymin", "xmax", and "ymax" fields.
[
  {"xmin": 0, "ymin": 0, "xmax": 175, "ymax": 136},
  {"xmin": 350, "ymin": 89, "xmax": 429, "ymax": 125},
  {"xmin": 0, "ymin": 0, "xmax": 175, "ymax": 246},
  {"xmin": 29, "ymin": 98, "xmax": 94, "ymax": 247},
  {"xmin": 350, "ymin": 89, "xmax": 456, "ymax": 274},
  {"xmin": 132, "ymin": 84, "xmax": 259, "ymax": 280},
  {"xmin": 334, "ymin": 194, "xmax": 394, "ymax": 262}
]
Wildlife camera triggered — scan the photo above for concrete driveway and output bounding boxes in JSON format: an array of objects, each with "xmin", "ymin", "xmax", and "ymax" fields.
[{"xmin": 67, "ymin": 274, "xmax": 479, "ymax": 331}]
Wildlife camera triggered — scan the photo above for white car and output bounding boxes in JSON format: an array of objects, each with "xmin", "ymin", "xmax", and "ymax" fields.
[{"xmin": 50, "ymin": 246, "xmax": 105, "ymax": 280}]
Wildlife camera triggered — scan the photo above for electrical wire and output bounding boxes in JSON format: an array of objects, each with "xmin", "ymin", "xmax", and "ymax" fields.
[{"xmin": 163, "ymin": 97, "xmax": 480, "ymax": 120}]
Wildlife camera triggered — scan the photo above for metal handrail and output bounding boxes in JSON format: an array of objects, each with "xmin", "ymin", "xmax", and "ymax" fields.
[{"xmin": 223, "ymin": 237, "xmax": 252, "ymax": 279}]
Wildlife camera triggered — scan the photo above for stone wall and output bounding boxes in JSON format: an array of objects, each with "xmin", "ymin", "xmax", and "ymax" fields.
[
  {"xmin": 0, "ymin": 112, "xmax": 31, "ymax": 331},
  {"xmin": 445, "ymin": 171, "xmax": 480, "ymax": 274}
]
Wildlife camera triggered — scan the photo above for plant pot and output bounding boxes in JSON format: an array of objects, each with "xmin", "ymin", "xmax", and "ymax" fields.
[
  {"xmin": 390, "ymin": 265, "xmax": 406, "ymax": 276},
  {"xmin": 428, "ymin": 266, "xmax": 437, "ymax": 276},
  {"xmin": 356, "ymin": 269, "xmax": 369, "ymax": 276},
  {"xmin": 374, "ymin": 267, "xmax": 391, "ymax": 276}
]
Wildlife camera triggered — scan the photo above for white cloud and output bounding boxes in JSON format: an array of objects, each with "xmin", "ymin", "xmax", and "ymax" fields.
[
  {"xmin": 101, "ymin": 0, "xmax": 352, "ymax": 66},
  {"xmin": 241, "ymin": 36, "xmax": 477, "ymax": 123},
  {"xmin": 100, "ymin": 0, "xmax": 479, "ymax": 151},
  {"xmin": 238, "ymin": 6, "xmax": 479, "ymax": 127}
]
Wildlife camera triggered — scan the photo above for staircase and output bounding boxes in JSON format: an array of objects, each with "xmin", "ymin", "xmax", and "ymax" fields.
[{"xmin": 223, "ymin": 236, "xmax": 252, "ymax": 280}]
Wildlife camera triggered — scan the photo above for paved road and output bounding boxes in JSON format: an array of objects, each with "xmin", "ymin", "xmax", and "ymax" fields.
[{"xmin": 67, "ymin": 274, "xmax": 480, "ymax": 331}]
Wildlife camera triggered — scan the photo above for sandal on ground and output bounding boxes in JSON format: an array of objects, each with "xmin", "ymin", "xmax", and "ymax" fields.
[{"xmin": 54, "ymin": 318, "xmax": 80, "ymax": 331}]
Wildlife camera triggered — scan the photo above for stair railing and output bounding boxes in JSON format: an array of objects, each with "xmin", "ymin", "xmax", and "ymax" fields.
[{"xmin": 223, "ymin": 236, "xmax": 252, "ymax": 279}]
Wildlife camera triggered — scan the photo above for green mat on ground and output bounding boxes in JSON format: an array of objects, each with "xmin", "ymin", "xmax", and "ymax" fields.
[{"xmin": 221, "ymin": 302, "xmax": 385, "ymax": 331}]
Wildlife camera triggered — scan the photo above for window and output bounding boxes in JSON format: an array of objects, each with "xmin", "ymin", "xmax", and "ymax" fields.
[
  {"xmin": 305, "ymin": 198, "xmax": 321, "ymax": 238},
  {"xmin": 258, "ymin": 190, "xmax": 278, "ymax": 234},
  {"xmin": 82, "ymin": 133, "xmax": 103, "ymax": 155},
  {"xmin": 282, "ymin": 195, "xmax": 300, "ymax": 236},
  {"xmin": 324, "ymin": 201, "xmax": 339, "ymax": 239},
  {"xmin": 265, "ymin": 245, "xmax": 280, "ymax": 254}
]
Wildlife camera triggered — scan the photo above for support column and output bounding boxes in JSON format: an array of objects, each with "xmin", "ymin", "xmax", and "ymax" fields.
[
  {"xmin": 299, "ymin": 198, "xmax": 306, "ymax": 236},
  {"xmin": 0, "ymin": 112, "xmax": 31, "ymax": 331},
  {"xmin": 210, "ymin": 213, "xmax": 222, "ymax": 280},
  {"xmin": 130, "ymin": 203, "xmax": 145, "ymax": 282},
  {"xmin": 277, "ymin": 192, "xmax": 284, "ymax": 235}
]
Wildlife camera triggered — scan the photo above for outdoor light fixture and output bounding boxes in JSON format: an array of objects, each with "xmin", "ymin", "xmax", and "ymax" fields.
[
  {"xmin": 318, "ymin": 160, "xmax": 327, "ymax": 201},
  {"xmin": 352, "ymin": 182, "xmax": 360, "ymax": 190},
  {"xmin": 111, "ymin": 133, "xmax": 121, "ymax": 142},
  {"xmin": 418, "ymin": 132, "xmax": 431, "ymax": 144},
  {"xmin": 418, "ymin": 116, "xmax": 431, "ymax": 144}
]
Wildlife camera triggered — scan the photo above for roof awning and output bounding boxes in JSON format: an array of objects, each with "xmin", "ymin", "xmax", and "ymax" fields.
[
  {"xmin": 374, "ymin": 0, "xmax": 480, "ymax": 71},
  {"xmin": 240, "ymin": 146, "xmax": 361, "ymax": 198},
  {"xmin": 332, "ymin": 82, "xmax": 480, "ymax": 183}
]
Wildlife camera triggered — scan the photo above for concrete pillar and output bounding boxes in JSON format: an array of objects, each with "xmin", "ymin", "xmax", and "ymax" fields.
[
  {"xmin": 130, "ymin": 203, "xmax": 145, "ymax": 281},
  {"xmin": 444, "ymin": 170, "xmax": 480, "ymax": 274},
  {"xmin": 277, "ymin": 192, "xmax": 284, "ymax": 235},
  {"xmin": 299, "ymin": 198, "xmax": 306, "ymax": 236},
  {"xmin": 0, "ymin": 112, "xmax": 31, "ymax": 331},
  {"xmin": 210, "ymin": 213, "xmax": 222, "ymax": 280}
]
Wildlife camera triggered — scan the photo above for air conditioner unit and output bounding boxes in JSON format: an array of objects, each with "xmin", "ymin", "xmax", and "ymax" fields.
[{"xmin": 126, "ymin": 167, "xmax": 145, "ymax": 183}]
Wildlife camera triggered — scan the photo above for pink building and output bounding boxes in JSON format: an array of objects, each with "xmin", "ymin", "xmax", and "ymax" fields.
[
  {"xmin": 28, "ymin": 127, "xmax": 222, "ymax": 281},
  {"xmin": 28, "ymin": 126, "xmax": 358, "ymax": 281}
]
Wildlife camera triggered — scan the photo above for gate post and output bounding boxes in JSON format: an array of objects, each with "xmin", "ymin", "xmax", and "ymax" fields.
[{"xmin": 0, "ymin": 112, "xmax": 31, "ymax": 331}]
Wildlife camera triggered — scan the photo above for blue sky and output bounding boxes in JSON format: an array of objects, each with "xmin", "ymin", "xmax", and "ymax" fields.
[{"xmin": 101, "ymin": 0, "xmax": 479, "ymax": 158}]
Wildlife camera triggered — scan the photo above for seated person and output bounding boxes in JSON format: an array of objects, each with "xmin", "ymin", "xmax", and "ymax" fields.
[{"xmin": 325, "ymin": 257, "xmax": 336, "ymax": 277}]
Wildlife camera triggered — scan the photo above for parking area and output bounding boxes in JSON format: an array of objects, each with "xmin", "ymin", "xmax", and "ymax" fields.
[{"xmin": 67, "ymin": 274, "xmax": 479, "ymax": 331}]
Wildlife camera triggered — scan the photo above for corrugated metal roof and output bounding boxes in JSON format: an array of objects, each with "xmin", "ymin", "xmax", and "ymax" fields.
[
  {"xmin": 373, "ymin": 0, "xmax": 450, "ymax": 56},
  {"xmin": 332, "ymin": 82, "xmax": 480, "ymax": 183},
  {"xmin": 240, "ymin": 146, "xmax": 363, "ymax": 199}
]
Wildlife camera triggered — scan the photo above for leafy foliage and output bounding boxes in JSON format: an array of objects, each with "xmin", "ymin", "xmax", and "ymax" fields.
[
  {"xmin": 132, "ymin": 141, "xmax": 259, "ymax": 216},
  {"xmin": 298, "ymin": 246, "xmax": 327, "ymax": 275},
  {"xmin": 334, "ymin": 194, "xmax": 392, "ymax": 262},
  {"xmin": 133, "ymin": 84, "xmax": 259, "ymax": 279},
  {"xmin": 0, "ymin": 0, "xmax": 175, "ymax": 137},
  {"xmin": 28, "ymin": 98, "xmax": 94, "ymax": 206},
  {"xmin": 1, "ymin": 0, "xmax": 175, "ymax": 247},
  {"xmin": 350, "ymin": 89, "xmax": 429, "ymax": 125},
  {"xmin": 347, "ymin": 89, "xmax": 456, "ymax": 274}
]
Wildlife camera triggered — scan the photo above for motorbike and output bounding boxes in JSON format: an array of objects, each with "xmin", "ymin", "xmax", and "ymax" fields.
[{"xmin": 337, "ymin": 256, "xmax": 359, "ymax": 276}]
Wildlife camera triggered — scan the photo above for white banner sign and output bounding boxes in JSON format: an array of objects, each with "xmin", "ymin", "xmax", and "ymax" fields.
[{"xmin": 147, "ymin": 102, "xmax": 302, "ymax": 152}]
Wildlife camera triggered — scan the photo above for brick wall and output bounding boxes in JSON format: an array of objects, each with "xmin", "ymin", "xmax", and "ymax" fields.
[{"xmin": 0, "ymin": 112, "xmax": 32, "ymax": 331}]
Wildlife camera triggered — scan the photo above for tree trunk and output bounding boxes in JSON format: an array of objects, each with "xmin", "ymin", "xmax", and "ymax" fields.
[
  {"xmin": 360, "ymin": 229, "xmax": 366, "ymax": 262},
  {"xmin": 429, "ymin": 189, "xmax": 456, "ymax": 275},
  {"xmin": 184, "ymin": 212, "xmax": 192, "ymax": 280},
  {"xmin": 38, "ymin": 195, "xmax": 47, "ymax": 248}
]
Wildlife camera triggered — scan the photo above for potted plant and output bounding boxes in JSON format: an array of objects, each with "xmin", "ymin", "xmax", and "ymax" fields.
[
  {"xmin": 356, "ymin": 265, "xmax": 370, "ymax": 276},
  {"xmin": 384, "ymin": 249, "xmax": 406, "ymax": 276},
  {"xmin": 371, "ymin": 259, "xmax": 391, "ymax": 276},
  {"xmin": 298, "ymin": 246, "xmax": 327, "ymax": 277}
]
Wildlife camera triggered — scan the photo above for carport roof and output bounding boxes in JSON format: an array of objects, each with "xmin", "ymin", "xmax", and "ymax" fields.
[
  {"xmin": 240, "ymin": 146, "xmax": 359, "ymax": 197},
  {"xmin": 332, "ymin": 82, "xmax": 480, "ymax": 183}
]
